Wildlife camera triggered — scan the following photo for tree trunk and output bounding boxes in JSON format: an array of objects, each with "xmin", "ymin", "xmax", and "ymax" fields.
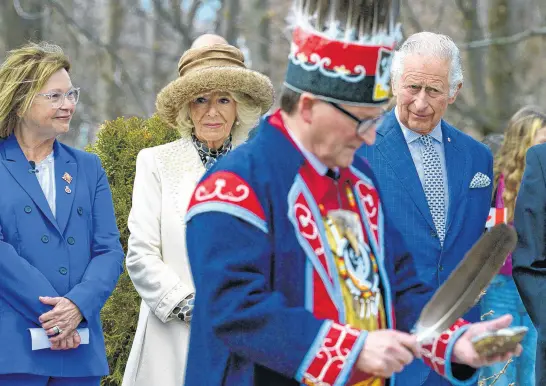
[
  {"xmin": 215, "ymin": 0, "xmax": 226, "ymax": 34},
  {"xmin": 103, "ymin": 0, "xmax": 126, "ymax": 120},
  {"xmin": 256, "ymin": 0, "xmax": 271, "ymax": 76},
  {"xmin": 486, "ymin": 0, "xmax": 516, "ymax": 132},
  {"xmin": 224, "ymin": 0, "xmax": 240, "ymax": 45},
  {"xmin": 241, "ymin": 0, "xmax": 271, "ymax": 76},
  {"xmin": 152, "ymin": 0, "xmax": 173, "ymax": 97},
  {"xmin": 460, "ymin": 0, "xmax": 488, "ymax": 112},
  {"xmin": 52, "ymin": 0, "xmax": 83, "ymax": 147}
]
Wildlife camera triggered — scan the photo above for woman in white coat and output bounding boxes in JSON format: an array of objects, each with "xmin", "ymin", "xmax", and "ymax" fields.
[{"xmin": 122, "ymin": 35, "xmax": 274, "ymax": 386}]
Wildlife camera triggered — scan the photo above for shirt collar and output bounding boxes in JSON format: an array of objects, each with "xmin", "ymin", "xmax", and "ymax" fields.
[
  {"xmin": 285, "ymin": 126, "xmax": 329, "ymax": 176},
  {"xmin": 37, "ymin": 150, "xmax": 55, "ymax": 166},
  {"xmin": 395, "ymin": 107, "xmax": 443, "ymax": 145}
]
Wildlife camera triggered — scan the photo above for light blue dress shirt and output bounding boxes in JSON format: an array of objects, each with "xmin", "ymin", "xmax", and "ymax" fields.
[{"xmin": 395, "ymin": 108, "xmax": 449, "ymax": 218}]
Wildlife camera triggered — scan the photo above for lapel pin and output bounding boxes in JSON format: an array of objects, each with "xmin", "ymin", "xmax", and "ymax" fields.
[
  {"xmin": 65, "ymin": 186, "xmax": 72, "ymax": 194},
  {"xmin": 62, "ymin": 172, "xmax": 73, "ymax": 184},
  {"xmin": 447, "ymin": 137, "xmax": 451, "ymax": 142}
]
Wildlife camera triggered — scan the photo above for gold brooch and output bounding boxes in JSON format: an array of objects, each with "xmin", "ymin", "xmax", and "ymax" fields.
[{"xmin": 62, "ymin": 172, "xmax": 73, "ymax": 184}]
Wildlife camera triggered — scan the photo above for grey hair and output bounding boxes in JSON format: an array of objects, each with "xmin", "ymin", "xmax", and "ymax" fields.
[
  {"xmin": 175, "ymin": 91, "xmax": 261, "ymax": 139},
  {"xmin": 391, "ymin": 31, "xmax": 463, "ymax": 97}
]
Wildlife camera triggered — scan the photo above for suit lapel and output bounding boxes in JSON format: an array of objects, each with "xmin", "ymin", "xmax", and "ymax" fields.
[
  {"xmin": 1, "ymin": 135, "xmax": 59, "ymax": 232},
  {"xmin": 54, "ymin": 141, "xmax": 77, "ymax": 235},
  {"xmin": 375, "ymin": 113, "xmax": 436, "ymax": 231},
  {"xmin": 443, "ymin": 123, "xmax": 471, "ymax": 236}
]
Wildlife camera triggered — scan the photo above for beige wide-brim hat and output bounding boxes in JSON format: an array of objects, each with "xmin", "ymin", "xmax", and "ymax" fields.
[{"xmin": 156, "ymin": 44, "xmax": 274, "ymax": 129}]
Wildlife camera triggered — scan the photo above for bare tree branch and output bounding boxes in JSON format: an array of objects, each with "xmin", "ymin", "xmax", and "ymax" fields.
[
  {"xmin": 13, "ymin": 0, "xmax": 48, "ymax": 20},
  {"xmin": 225, "ymin": 0, "xmax": 240, "ymax": 44},
  {"xmin": 455, "ymin": 0, "xmax": 472, "ymax": 18},
  {"xmin": 399, "ymin": 1, "xmax": 544, "ymax": 51},
  {"xmin": 47, "ymin": 0, "xmax": 148, "ymax": 113},
  {"xmin": 187, "ymin": 0, "xmax": 203, "ymax": 33},
  {"xmin": 459, "ymin": 25, "xmax": 546, "ymax": 49},
  {"xmin": 401, "ymin": 0, "xmax": 424, "ymax": 33},
  {"xmin": 215, "ymin": 0, "xmax": 226, "ymax": 34},
  {"xmin": 457, "ymin": 0, "xmax": 488, "ymax": 112},
  {"xmin": 151, "ymin": 0, "xmax": 193, "ymax": 47},
  {"xmin": 169, "ymin": 0, "xmax": 183, "ymax": 32},
  {"xmin": 432, "ymin": 1, "xmax": 447, "ymax": 31}
]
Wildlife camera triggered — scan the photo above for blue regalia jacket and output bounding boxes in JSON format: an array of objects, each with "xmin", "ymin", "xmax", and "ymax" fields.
[{"xmin": 184, "ymin": 111, "xmax": 478, "ymax": 386}]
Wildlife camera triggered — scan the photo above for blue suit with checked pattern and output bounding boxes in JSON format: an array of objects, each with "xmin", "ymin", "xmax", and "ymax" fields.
[{"xmin": 357, "ymin": 110, "xmax": 493, "ymax": 386}]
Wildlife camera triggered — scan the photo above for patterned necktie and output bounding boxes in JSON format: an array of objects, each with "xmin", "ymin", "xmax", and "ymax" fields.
[{"xmin": 419, "ymin": 135, "xmax": 445, "ymax": 243}]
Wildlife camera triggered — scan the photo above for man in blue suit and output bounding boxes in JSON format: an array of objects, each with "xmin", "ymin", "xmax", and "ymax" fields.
[
  {"xmin": 357, "ymin": 32, "xmax": 493, "ymax": 386},
  {"xmin": 513, "ymin": 143, "xmax": 546, "ymax": 386}
]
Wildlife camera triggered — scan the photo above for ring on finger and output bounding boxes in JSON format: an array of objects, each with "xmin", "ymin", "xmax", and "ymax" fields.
[{"xmin": 52, "ymin": 325, "xmax": 63, "ymax": 335}]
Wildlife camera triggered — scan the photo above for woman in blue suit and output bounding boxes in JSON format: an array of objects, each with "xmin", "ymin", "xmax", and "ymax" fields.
[{"xmin": 0, "ymin": 43, "xmax": 124, "ymax": 385}]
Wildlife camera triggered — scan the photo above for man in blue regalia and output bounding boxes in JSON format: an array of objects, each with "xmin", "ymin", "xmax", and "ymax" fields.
[{"xmin": 183, "ymin": 1, "xmax": 521, "ymax": 385}]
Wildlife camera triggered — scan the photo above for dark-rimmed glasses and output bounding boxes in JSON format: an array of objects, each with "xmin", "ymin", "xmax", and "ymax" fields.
[
  {"xmin": 327, "ymin": 101, "xmax": 385, "ymax": 136},
  {"xmin": 36, "ymin": 87, "xmax": 80, "ymax": 109}
]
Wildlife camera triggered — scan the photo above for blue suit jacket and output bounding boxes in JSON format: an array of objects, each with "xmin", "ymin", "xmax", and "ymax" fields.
[
  {"xmin": 513, "ymin": 144, "xmax": 546, "ymax": 386},
  {"xmin": 357, "ymin": 112, "xmax": 493, "ymax": 386},
  {"xmin": 0, "ymin": 135, "xmax": 124, "ymax": 377}
]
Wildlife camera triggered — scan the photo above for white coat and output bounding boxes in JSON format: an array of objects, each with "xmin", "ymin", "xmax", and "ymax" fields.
[{"xmin": 122, "ymin": 129, "xmax": 247, "ymax": 386}]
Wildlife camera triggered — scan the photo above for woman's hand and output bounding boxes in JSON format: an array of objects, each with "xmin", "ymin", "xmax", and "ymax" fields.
[
  {"xmin": 50, "ymin": 330, "xmax": 81, "ymax": 351},
  {"xmin": 39, "ymin": 296, "xmax": 83, "ymax": 344}
]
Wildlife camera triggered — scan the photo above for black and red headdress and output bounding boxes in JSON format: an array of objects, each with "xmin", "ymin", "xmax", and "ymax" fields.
[{"xmin": 284, "ymin": 0, "xmax": 401, "ymax": 105}]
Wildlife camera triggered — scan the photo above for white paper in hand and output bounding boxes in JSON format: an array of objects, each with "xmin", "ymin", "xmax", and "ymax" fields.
[{"xmin": 29, "ymin": 328, "xmax": 89, "ymax": 350}]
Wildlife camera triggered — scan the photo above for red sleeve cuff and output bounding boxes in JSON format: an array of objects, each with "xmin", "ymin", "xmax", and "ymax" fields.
[
  {"xmin": 296, "ymin": 321, "xmax": 367, "ymax": 385},
  {"xmin": 420, "ymin": 318, "xmax": 469, "ymax": 376}
]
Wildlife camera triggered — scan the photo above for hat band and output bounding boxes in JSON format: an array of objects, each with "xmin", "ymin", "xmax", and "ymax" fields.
[
  {"xmin": 284, "ymin": 60, "xmax": 390, "ymax": 105},
  {"xmin": 179, "ymin": 57, "xmax": 245, "ymax": 76},
  {"xmin": 284, "ymin": 28, "xmax": 394, "ymax": 105}
]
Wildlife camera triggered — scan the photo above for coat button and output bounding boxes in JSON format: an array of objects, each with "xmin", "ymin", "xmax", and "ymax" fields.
[
  {"xmin": 59, "ymin": 267, "xmax": 68, "ymax": 275},
  {"xmin": 24, "ymin": 206, "xmax": 32, "ymax": 213},
  {"xmin": 439, "ymin": 265, "xmax": 445, "ymax": 272},
  {"xmin": 67, "ymin": 237, "xmax": 75, "ymax": 245},
  {"xmin": 430, "ymin": 230, "xmax": 438, "ymax": 238},
  {"xmin": 41, "ymin": 235, "xmax": 49, "ymax": 243},
  {"xmin": 77, "ymin": 207, "xmax": 83, "ymax": 215}
]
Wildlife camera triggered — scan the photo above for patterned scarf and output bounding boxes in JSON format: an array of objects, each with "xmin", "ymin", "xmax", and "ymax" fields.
[{"xmin": 191, "ymin": 133, "xmax": 233, "ymax": 170}]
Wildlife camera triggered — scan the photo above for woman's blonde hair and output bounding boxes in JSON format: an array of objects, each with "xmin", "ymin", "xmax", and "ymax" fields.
[
  {"xmin": 494, "ymin": 106, "xmax": 546, "ymax": 222},
  {"xmin": 0, "ymin": 42, "xmax": 70, "ymax": 138},
  {"xmin": 176, "ymin": 91, "xmax": 261, "ymax": 142}
]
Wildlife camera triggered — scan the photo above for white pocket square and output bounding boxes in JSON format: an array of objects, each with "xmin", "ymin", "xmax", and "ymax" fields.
[{"xmin": 470, "ymin": 172, "xmax": 491, "ymax": 189}]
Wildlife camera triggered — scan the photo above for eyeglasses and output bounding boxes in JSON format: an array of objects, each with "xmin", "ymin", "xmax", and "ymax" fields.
[
  {"xmin": 36, "ymin": 87, "xmax": 80, "ymax": 108},
  {"xmin": 327, "ymin": 101, "xmax": 385, "ymax": 136}
]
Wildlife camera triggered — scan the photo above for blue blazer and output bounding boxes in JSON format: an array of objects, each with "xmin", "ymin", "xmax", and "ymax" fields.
[
  {"xmin": 0, "ymin": 134, "xmax": 124, "ymax": 377},
  {"xmin": 357, "ymin": 112, "xmax": 493, "ymax": 386},
  {"xmin": 513, "ymin": 144, "xmax": 546, "ymax": 386}
]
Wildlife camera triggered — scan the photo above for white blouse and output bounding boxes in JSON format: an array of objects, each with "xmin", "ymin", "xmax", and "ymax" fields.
[{"xmin": 34, "ymin": 151, "xmax": 56, "ymax": 217}]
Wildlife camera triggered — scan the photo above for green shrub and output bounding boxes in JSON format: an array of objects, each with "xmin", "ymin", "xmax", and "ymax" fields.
[{"xmin": 86, "ymin": 115, "xmax": 180, "ymax": 386}]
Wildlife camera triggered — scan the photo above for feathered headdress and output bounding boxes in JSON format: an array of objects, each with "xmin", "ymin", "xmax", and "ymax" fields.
[{"xmin": 284, "ymin": 0, "xmax": 401, "ymax": 105}]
